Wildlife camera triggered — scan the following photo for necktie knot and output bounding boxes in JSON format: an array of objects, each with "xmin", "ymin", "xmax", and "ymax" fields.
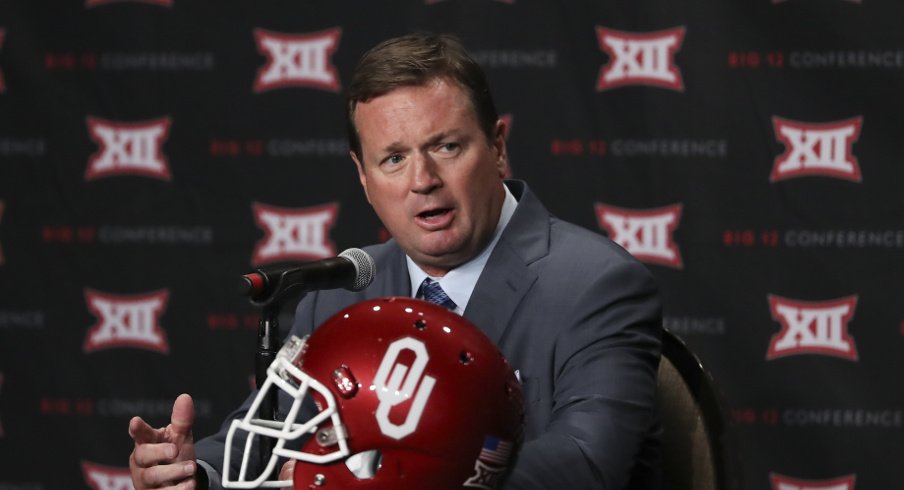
[{"xmin": 418, "ymin": 278, "xmax": 457, "ymax": 311}]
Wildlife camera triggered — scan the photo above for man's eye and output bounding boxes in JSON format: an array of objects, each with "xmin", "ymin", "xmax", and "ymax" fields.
[
  {"xmin": 435, "ymin": 142, "xmax": 463, "ymax": 159},
  {"xmin": 384, "ymin": 154, "xmax": 404, "ymax": 165}
]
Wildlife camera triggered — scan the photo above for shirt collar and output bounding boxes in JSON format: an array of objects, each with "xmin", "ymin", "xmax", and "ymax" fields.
[{"xmin": 407, "ymin": 183, "xmax": 518, "ymax": 314}]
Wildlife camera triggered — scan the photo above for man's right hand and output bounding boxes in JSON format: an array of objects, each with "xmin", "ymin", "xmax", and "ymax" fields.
[{"xmin": 128, "ymin": 393, "xmax": 201, "ymax": 489}]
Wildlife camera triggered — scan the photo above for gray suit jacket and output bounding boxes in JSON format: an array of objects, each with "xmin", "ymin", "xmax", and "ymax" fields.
[{"xmin": 197, "ymin": 180, "xmax": 662, "ymax": 489}]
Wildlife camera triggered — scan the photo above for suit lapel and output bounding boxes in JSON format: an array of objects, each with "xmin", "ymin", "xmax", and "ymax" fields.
[
  {"xmin": 370, "ymin": 240, "xmax": 411, "ymax": 298},
  {"xmin": 464, "ymin": 242, "xmax": 537, "ymax": 343},
  {"xmin": 464, "ymin": 181, "xmax": 549, "ymax": 344}
]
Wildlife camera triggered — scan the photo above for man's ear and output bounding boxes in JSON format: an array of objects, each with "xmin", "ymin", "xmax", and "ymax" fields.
[
  {"xmin": 351, "ymin": 150, "xmax": 372, "ymax": 204},
  {"xmin": 493, "ymin": 119, "xmax": 510, "ymax": 178}
]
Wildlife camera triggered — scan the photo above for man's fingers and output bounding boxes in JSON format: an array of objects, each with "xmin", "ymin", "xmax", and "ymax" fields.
[
  {"xmin": 175, "ymin": 478, "xmax": 198, "ymax": 490},
  {"xmin": 279, "ymin": 459, "xmax": 296, "ymax": 481},
  {"xmin": 138, "ymin": 460, "xmax": 197, "ymax": 488},
  {"xmin": 130, "ymin": 396, "xmax": 197, "ymax": 489},
  {"xmin": 169, "ymin": 393, "xmax": 195, "ymax": 437},
  {"xmin": 129, "ymin": 416, "xmax": 163, "ymax": 444},
  {"xmin": 132, "ymin": 442, "xmax": 178, "ymax": 468}
]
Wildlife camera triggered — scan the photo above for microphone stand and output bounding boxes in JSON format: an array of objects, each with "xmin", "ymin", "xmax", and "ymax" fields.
[
  {"xmin": 255, "ymin": 305, "xmax": 279, "ymax": 476},
  {"xmin": 243, "ymin": 270, "xmax": 307, "ymax": 480}
]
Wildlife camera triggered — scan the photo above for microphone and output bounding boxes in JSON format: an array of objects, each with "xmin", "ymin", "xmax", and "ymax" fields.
[{"xmin": 240, "ymin": 248, "xmax": 375, "ymax": 300}]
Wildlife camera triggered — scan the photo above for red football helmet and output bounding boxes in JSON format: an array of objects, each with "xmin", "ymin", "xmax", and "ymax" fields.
[{"xmin": 222, "ymin": 297, "xmax": 524, "ymax": 489}]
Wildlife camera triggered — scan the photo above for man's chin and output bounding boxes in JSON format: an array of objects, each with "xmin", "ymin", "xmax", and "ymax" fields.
[
  {"xmin": 408, "ymin": 246, "xmax": 469, "ymax": 275},
  {"xmin": 411, "ymin": 234, "xmax": 464, "ymax": 257}
]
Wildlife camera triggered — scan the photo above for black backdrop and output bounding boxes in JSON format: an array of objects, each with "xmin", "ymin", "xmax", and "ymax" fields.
[{"xmin": 1, "ymin": 1, "xmax": 903, "ymax": 489}]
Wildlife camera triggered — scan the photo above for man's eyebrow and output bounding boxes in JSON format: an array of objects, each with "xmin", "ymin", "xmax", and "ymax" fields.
[
  {"xmin": 373, "ymin": 130, "xmax": 469, "ymax": 157},
  {"xmin": 423, "ymin": 130, "xmax": 465, "ymax": 147},
  {"xmin": 379, "ymin": 141, "xmax": 408, "ymax": 155}
]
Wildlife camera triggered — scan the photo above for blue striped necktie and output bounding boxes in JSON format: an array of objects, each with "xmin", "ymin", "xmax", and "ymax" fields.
[{"xmin": 418, "ymin": 278, "xmax": 457, "ymax": 311}]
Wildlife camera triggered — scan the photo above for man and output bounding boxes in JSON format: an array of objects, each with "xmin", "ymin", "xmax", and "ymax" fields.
[{"xmin": 129, "ymin": 32, "xmax": 662, "ymax": 489}]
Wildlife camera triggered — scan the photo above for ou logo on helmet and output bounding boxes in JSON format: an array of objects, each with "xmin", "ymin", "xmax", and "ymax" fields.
[{"xmin": 372, "ymin": 337, "xmax": 436, "ymax": 439}]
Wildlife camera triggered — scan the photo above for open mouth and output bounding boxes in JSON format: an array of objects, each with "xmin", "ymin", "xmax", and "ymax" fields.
[
  {"xmin": 418, "ymin": 208, "xmax": 451, "ymax": 219},
  {"xmin": 415, "ymin": 208, "xmax": 454, "ymax": 229}
]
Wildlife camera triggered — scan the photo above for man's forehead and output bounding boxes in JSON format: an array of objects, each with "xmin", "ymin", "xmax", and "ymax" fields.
[
  {"xmin": 354, "ymin": 78, "xmax": 473, "ymax": 118},
  {"xmin": 354, "ymin": 83, "xmax": 476, "ymax": 143}
]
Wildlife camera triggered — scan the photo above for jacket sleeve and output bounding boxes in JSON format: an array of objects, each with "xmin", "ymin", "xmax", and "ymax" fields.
[{"xmin": 504, "ymin": 259, "xmax": 663, "ymax": 490}]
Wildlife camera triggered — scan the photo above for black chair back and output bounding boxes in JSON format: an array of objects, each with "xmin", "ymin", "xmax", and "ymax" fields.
[{"xmin": 657, "ymin": 329, "xmax": 732, "ymax": 490}]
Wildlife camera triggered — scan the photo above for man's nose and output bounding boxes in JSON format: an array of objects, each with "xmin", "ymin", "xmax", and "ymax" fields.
[{"xmin": 410, "ymin": 153, "xmax": 442, "ymax": 194}]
